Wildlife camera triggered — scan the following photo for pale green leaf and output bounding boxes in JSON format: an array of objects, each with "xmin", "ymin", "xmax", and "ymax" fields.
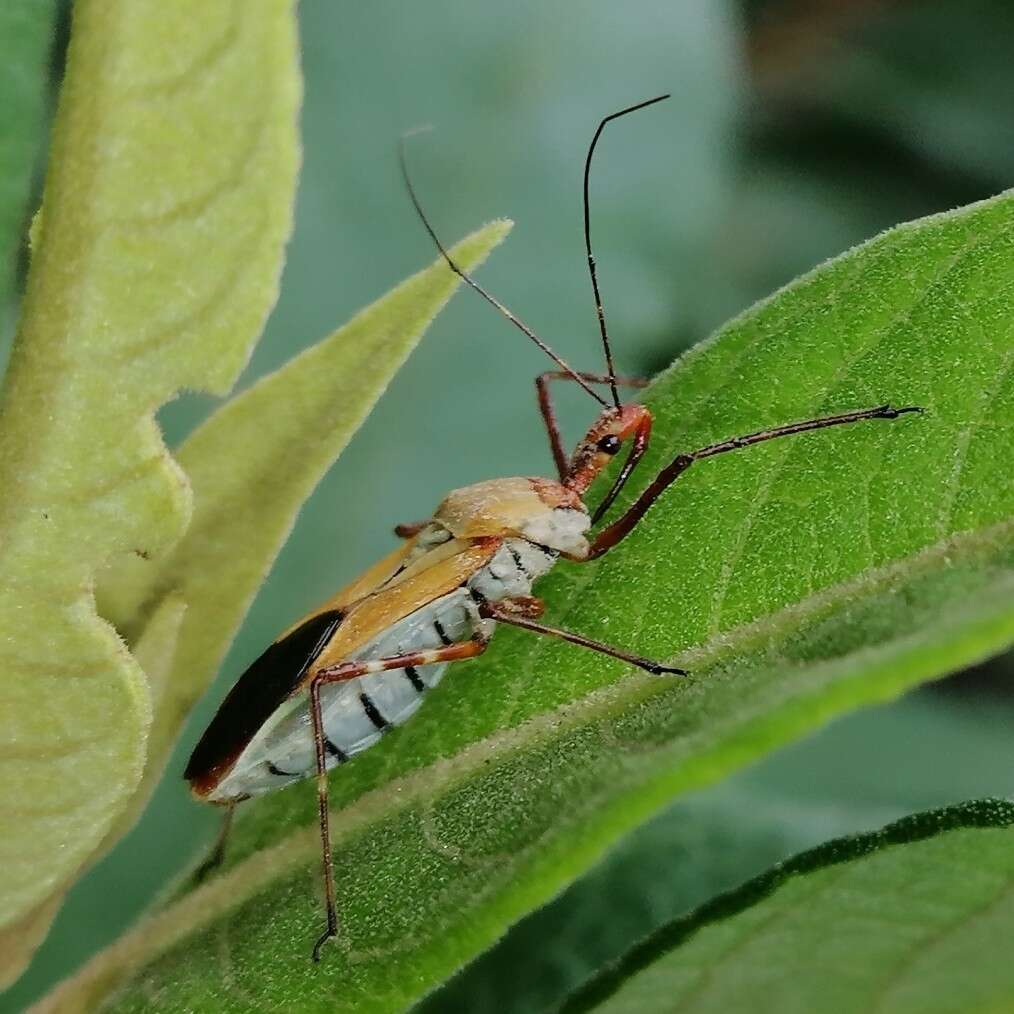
[
  {"xmin": 0, "ymin": 896, "xmax": 63, "ymax": 1003},
  {"xmin": 36, "ymin": 193, "xmax": 1014, "ymax": 1013},
  {"xmin": 564, "ymin": 799, "xmax": 1014, "ymax": 1014},
  {"xmin": 99, "ymin": 220, "xmax": 513, "ymax": 814},
  {"xmin": 0, "ymin": 0, "xmax": 300, "ymax": 975},
  {"xmin": 96, "ymin": 595, "xmax": 188, "ymax": 853}
]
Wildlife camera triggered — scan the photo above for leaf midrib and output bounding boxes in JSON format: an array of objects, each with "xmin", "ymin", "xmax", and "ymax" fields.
[{"xmin": 44, "ymin": 516, "xmax": 1012, "ymax": 1002}]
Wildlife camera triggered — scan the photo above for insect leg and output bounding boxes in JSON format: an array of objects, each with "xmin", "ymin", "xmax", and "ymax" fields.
[
  {"xmin": 193, "ymin": 800, "xmax": 237, "ymax": 883},
  {"xmin": 479, "ymin": 598, "xmax": 685, "ymax": 676},
  {"xmin": 586, "ymin": 403, "xmax": 923, "ymax": 559},
  {"xmin": 487, "ymin": 594, "xmax": 545, "ymax": 619},
  {"xmin": 309, "ymin": 678, "xmax": 339, "ymax": 962},
  {"xmin": 307, "ymin": 635, "xmax": 492, "ymax": 962},
  {"xmin": 314, "ymin": 638, "xmax": 492, "ymax": 686},
  {"xmin": 536, "ymin": 371, "xmax": 649, "ymax": 479}
]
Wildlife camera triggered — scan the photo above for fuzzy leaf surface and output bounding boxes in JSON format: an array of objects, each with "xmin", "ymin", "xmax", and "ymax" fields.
[
  {"xmin": 37, "ymin": 193, "xmax": 1014, "ymax": 1013},
  {"xmin": 0, "ymin": 0, "xmax": 300, "ymax": 976},
  {"xmin": 421, "ymin": 690, "xmax": 1014, "ymax": 1014},
  {"xmin": 565, "ymin": 799, "xmax": 1014, "ymax": 1014}
]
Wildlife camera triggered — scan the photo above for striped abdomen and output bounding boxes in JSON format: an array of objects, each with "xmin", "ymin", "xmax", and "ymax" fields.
[{"xmin": 206, "ymin": 538, "xmax": 556, "ymax": 801}]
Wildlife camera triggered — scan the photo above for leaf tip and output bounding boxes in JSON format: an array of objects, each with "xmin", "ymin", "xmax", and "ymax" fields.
[{"xmin": 443, "ymin": 218, "xmax": 513, "ymax": 279}]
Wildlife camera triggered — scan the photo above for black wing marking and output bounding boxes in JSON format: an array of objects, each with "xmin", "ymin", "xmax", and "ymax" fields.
[{"xmin": 185, "ymin": 610, "xmax": 343, "ymax": 788}]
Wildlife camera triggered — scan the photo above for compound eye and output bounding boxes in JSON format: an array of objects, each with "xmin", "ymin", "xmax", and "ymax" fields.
[{"xmin": 596, "ymin": 434, "xmax": 621, "ymax": 455}]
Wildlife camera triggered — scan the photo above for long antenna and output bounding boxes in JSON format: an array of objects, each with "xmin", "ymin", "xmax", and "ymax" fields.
[
  {"xmin": 583, "ymin": 94, "xmax": 670, "ymax": 407},
  {"xmin": 399, "ymin": 131, "xmax": 607, "ymax": 407}
]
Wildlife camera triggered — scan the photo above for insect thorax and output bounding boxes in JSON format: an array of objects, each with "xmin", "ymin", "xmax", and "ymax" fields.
[{"xmin": 433, "ymin": 476, "xmax": 591, "ymax": 557}]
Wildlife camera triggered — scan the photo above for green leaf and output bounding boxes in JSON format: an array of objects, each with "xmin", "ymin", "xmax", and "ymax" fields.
[
  {"xmin": 0, "ymin": 0, "xmax": 300, "ymax": 981},
  {"xmin": 418, "ymin": 790, "xmax": 854, "ymax": 1014},
  {"xmin": 0, "ymin": 1, "xmax": 56, "ymax": 311},
  {"xmin": 94, "ymin": 594, "xmax": 188, "ymax": 852},
  {"xmin": 563, "ymin": 799, "xmax": 1014, "ymax": 1014},
  {"xmin": 98, "ymin": 219, "xmax": 513, "ymax": 829},
  {"xmin": 36, "ymin": 193, "xmax": 1014, "ymax": 1013},
  {"xmin": 431, "ymin": 691, "xmax": 1014, "ymax": 1014}
]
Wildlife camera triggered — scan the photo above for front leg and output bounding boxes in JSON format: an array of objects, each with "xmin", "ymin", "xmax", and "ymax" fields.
[
  {"xmin": 587, "ymin": 403, "xmax": 922, "ymax": 558},
  {"xmin": 479, "ymin": 597, "xmax": 685, "ymax": 676}
]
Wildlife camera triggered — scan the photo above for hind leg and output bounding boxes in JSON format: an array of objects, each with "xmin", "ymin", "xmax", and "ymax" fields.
[
  {"xmin": 193, "ymin": 800, "xmax": 237, "ymax": 882},
  {"xmin": 308, "ymin": 636, "xmax": 492, "ymax": 961}
]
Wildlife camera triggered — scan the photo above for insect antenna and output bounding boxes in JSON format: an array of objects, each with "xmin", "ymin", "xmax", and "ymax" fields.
[
  {"xmin": 583, "ymin": 94, "xmax": 670, "ymax": 408},
  {"xmin": 399, "ymin": 129, "xmax": 606, "ymax": 407}
]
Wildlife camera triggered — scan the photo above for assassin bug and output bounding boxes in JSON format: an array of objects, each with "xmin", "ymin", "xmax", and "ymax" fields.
[{"xmin": 185, "ymin": 95, "xmax": 920, "ymax": 960}]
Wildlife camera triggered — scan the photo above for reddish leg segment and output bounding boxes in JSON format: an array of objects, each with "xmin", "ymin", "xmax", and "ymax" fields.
[
  {"xmin": 587, "ymin": 403, "xmax": 922, "ymax": 559},
  {"xmin": 307, "ymin": 636, "xmax": 491, "ymax": 961},
  {"xmin": 537, "ymin": 371, "xmax": 648, "ymax": 480}
]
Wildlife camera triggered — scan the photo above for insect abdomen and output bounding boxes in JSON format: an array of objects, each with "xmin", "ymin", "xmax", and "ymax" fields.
[
  {"xmin": 207, "ymin": 538, "xmax": 558, "ymax": 801},
  {"xmin": 208, "ymin": 591, "xmax": 475, "ymax": 799},
  {"xmin": 185, "ymin": 609, "xmax": 343, "ymax": 798}
]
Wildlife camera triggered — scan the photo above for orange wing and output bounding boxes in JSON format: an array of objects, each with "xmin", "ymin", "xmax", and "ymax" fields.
[
  {"xmin": 306, "ymin": 536, "xmax": 498, "ymax": 677},
  {"xmin": 277, "ymin": 539, "xmax": 419, "ymax": 637},
  {"xmin": 186, "ymin": 535, "xmax": 500, "ymax": 797}
]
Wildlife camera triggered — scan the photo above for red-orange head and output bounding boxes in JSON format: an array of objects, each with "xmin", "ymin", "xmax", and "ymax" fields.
[{"xmin": 565, "ymin": 403, "xmax": 652, "ymax": 521}]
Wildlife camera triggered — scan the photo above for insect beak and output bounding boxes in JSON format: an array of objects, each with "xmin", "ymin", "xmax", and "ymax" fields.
[{"xmin": 591, "ymin": 416, "xmax": 652, "ymax": 525}]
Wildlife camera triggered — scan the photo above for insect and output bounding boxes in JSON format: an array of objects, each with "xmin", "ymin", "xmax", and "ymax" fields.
[{"xmin": 185, "ymin": 95, "xmax": 920, "ymax": 960}]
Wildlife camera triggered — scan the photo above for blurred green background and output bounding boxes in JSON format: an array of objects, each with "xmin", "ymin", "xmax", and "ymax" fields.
[{"xmin": 2, "ymin": 1, "xmax": 1013, "ymax": 1010}]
